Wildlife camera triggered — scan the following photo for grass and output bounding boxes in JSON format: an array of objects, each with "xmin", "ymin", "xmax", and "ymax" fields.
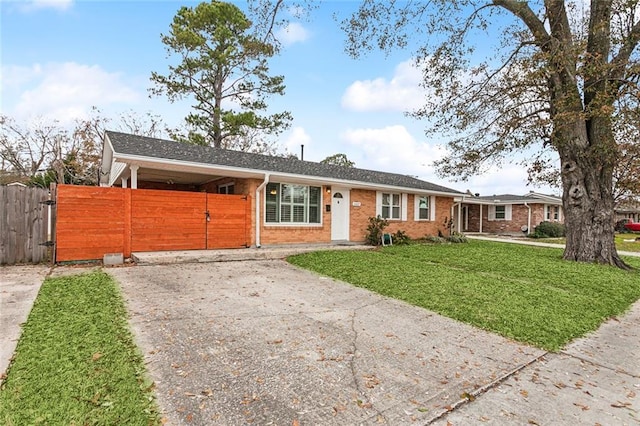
[
  {"xmin": 616, "ymin": 233, "xmax": 640, "ymax": 252},
  {"xmin": 288, "ymin": 240, "xmax": 640, "ymax": 351},
  {"xmin": 532, "ymin": 233, "xmax": 640, "ymax": 253},
  {"xmin": 0, "ymin": 270, "xmax": 160, "ymax": 425}
]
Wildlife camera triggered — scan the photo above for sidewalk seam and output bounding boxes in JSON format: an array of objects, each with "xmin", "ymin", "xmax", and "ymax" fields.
[
  {"xmin": 559, "ymin": 350, "xmax": 640, "ymax": 379},
  {"xmin": 423, "ymin": 351, "xmax": 549, "ymax": 425}
]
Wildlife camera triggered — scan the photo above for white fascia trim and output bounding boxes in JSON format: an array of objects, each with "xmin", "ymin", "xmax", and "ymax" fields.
[
  {"xmin": 112, "ymin": 153, "xmax": 267, "ymax": 178},
  {"xmin": 99, "ymin": 134, "xmax": 116, "ymax": 185},
  {"xmin": 112, "ymin": 152, "xmax": 463, "ymax": 197},
  {"xmin": 528, "ymin": 192, "xmax": 563, "ymax": 203},
  {"xmin": 459, "ymin": 198, "xmax": 544, "ymax": 206}
]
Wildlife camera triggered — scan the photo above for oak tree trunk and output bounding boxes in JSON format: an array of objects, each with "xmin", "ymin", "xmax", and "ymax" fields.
[{"xmin": 559, "ymin": 124, "xmax": 630, "ymax": 269}]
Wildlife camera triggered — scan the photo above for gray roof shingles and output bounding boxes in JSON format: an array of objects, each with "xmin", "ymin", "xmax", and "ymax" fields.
[
  {"xmin": 472, "ymin": 193, "xmax": 561, "ymax": 202},
  {"xmin": 106, "ymin": 131, "xmax": 462, "ymax": 194}
]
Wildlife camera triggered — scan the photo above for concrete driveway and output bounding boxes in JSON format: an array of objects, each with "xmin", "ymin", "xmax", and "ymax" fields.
[
  {"xmin": 109, "ymin": 260, "xmax": 547, "ymax": 425},
  {"xmin": 0, "ymin": 265, "xmax": 49, "ymax": 384}
]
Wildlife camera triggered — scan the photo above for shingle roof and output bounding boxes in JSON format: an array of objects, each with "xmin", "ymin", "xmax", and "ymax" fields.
[
  {"xmin": 474, "ymin": 194, "xmax": 537, "ymax": 202},
  {"xmin": 470, "ymin": 193, "xmax": 561, "ymax": 203},
  {"xmin": 105, "ymin": 131, "xmax": 462, "ymax": 194}
]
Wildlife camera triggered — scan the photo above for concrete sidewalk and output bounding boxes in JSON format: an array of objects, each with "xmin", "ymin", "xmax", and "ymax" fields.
[
  {"xmin": 434, "ymin": 300, "xmax": 640, "ymax": 425},
  {"xmin": 467, "ymin": 234, "xmax": 640, "ymax": 257},
  {"xmin": 0, "ymin": 265, "xmax": 50, "ymax": 384}
]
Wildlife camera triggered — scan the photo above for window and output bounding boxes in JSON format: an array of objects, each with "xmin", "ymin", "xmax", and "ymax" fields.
[
  {"xmin": 488, "ymin": 204, "xmax": 511, "ymax": 221},
  {"xmin": 218, "ymin": 182, "xmax": 234, "ymax": 194},
  {"xmin": 381, "ymin": 193, "xmax": 401, "ymax": 220},
  {"xmin": 545, "ymin": 205, "xmax": 560, "ymax": 221},
  {"xmin": 415, "ymin": 196, "xmax": 431, "ymax": 221},
  {"xmin": 265, "ymin": 183, "xmax": 321, "ymax": 224}
]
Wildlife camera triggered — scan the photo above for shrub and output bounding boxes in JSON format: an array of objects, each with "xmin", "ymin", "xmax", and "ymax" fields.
[
  {"xmin": 392, "ymin": 230, "xmax": 411, "ymax": 245},
  {"xmin": 424, "ymin": 235, "xmax": 446, "ymax": 244},
  {"xmin": 365, "ymin": 216, "xmax": 389, "ymax": 246},
  {"xmin": 447, "ymin": 232, "xmax": 468, "ymax": 243},
  {"xmin": 532, "ymin": 221, "xmax": 565, "ymax": 238}
]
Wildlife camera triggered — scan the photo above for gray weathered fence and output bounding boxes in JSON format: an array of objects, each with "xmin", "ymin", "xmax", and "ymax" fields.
[{"xmin": 0, "ymin": 185, "xmax": 51, "ymax": 265}]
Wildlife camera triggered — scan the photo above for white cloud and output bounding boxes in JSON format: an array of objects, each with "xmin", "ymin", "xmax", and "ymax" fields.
[
  {"xmin": 276, "ymin": 22, "xmax": 310, "ymax": 46},
  {"xmin": 3, "ymin": 62, "xmax": 140, "ymax": 125},
  {"xmin": 341, "ymin": 59, "xmax": 426, "ymax": 112},
  {"xmin": 341, "ymin": 125, "xmax": 446, "ymax": 176},
  {"xmin": 18, "ymin": 0, "xmax": 74, "ymax": 12},
  {"xmin": 281, "ymin": 126, "xmax": 312, "ymax": 157},
  {"xmin": 464, "ymin": 165, "xmax": 533, "ymax": 196}
]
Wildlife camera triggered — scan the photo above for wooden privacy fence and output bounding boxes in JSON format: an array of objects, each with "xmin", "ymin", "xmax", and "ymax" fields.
[
  {"xmin": 0, "ymin": 185, "xmax": 52, "ymax": 265},
  {"xmin": 55, "ymin": 185, "xmax": 251, "ymax": 262}
]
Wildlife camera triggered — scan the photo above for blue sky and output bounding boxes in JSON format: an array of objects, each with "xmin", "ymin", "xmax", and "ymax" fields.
[{"xmin": 0, "ymin": 0, "xmax": 552, "ymax": 195}]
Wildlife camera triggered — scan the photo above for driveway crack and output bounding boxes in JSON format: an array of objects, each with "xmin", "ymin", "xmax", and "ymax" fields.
[{"xmin": 347, "ymin": 309, "xmax": 389, "ymax": 424}]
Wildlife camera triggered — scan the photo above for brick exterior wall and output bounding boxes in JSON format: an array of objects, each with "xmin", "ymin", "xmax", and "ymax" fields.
[
  {"xmin": 463, "ymin": 202, "xmax": 562, "ymax": 234},
  {"xmin": 349, "ymin": 191, "xmax": 454, "ymax": 242}
]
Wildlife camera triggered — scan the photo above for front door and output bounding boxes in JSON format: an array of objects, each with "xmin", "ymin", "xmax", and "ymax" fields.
[{"xmin": 331, "ymin": 188, "xmax": 350, "ymax": 241}]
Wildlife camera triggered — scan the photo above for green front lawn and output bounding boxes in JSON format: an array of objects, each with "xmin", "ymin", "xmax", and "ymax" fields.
[
  {"xmin": 616, "ymin": 233, "xmax": 640, "ymax": 252},
  {"xmin": 288, "ymin": 241, "xmax": 640, "ymax": 351},
  {"xmin": 0, "ymin": 271, "xmax": 160, "ymax": 425},
  {"xmin": 532, "ymin": 233, "xmax": 640, "ymax": 252}
]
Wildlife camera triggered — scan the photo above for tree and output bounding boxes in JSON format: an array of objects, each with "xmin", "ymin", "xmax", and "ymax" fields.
[
  {"xmin": 150, "ymin": 0, "xmax": 292, "ymax": 150},
  {"xmin": 0, "ymin": 108, "xmax": 167, "ymax": 187},
  {"xmin": 613, "ymin": 96, "xmax": 640, "ymax": 202},
  {"xmin": 0, "ymin": 115, "xmax": 67, "ymax": 185},
  {"xmin": 343, "ymin": 1, "xmax": 640, "ymax": 269},
  {"xmin": 320, "ymin": 153, "xmax": 355, "ymax": 167}
]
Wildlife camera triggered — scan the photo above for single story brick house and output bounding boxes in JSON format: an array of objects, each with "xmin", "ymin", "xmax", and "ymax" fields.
[
  {"xmin": 452, "ymin": 191, "xmax": 564, "ymax": 235},
  {"xmin": 99, "ymin": 131, "xmax": 463, "ymax": 247},
  {"xmin": 615, "ymin": 199, "xmax": 640, "ymax": 223}
]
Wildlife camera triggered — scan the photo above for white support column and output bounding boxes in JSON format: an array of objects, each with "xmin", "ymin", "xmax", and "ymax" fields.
[
  {"xmin": 479, "ymin": 204, "xmax": 483, "ymax": 233},
  {"xmin": 121, "ymin": 177, "xmax": 128, "ymax": 188},
  {"xmin": 130, "ymin": 165, "xmax": 139, "ymax": 189}
]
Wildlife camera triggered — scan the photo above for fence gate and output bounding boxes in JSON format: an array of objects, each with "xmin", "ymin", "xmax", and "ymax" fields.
[
  {"xmin": 206, "ymin": 193, "xmax": 250, "ymax": 249},
  {"xmin": 0, "ymin": 185, "xmax": 52, "ymax": 265}
]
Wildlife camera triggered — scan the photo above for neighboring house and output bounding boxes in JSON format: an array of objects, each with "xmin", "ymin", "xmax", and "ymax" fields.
[
  {"xmin": 452, "ymin": 191, "xmax": 563, "ymax": 235},
  {"xmin": 615, "ymin": 199, "xmax": 640, "ymax": 222},
  {"xmin": 99, "ymin": 131, "xmax": 463, "ymax": 247}
]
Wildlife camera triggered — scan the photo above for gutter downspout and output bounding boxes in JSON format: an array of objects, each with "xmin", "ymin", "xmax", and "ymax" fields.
[
  {"xmin": 524, "ymin": 202, "xmax": 531, "ymax": 235},
  {"xmin": 451, "ymin": 202, "xmax": 460, "ymax": 235},
  {"xmin": 255, "ymin": 173, "xmax": 270, "ymax": 248}
]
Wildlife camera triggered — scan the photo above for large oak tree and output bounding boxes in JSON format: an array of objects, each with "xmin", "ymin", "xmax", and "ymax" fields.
[
  {"xmin": 343, "ymin": 0, "xmax": 640, "ymax": 269},
  {"xmin": 151, "ymin": 1, "xmax": 292, "ymax": 149}
]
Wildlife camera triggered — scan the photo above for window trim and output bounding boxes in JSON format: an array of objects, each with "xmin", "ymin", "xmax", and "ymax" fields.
[
  {"xmin": 264, "ymin": 182, "xmax": 323, "ymax": 226},
  {"xmin": 545, "ymin": 204, "xmax": 560, "ymax": 221},
  {"xmin": 376, "ymin": 191, "xmax": 406, "ymax": 221},
  {"xmin": 488, "ymin": 204, "xmax": 512, "ymax": 221},
  {"xmin": 414, "ymin": 195, "xmax": 436, "ymax": 221}
]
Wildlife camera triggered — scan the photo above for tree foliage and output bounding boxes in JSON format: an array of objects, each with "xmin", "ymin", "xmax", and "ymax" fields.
[
  {"xmin": 0, "ymin": 108, "xmax": 165, "ymax": 187},
  {"xmin": 343, "ymin": 1, "xmax": 640, "ymax": 269},
  {"xmin": 151, "ymin": 0, "xmax": 292, "ymax": 150},
  {"xmin": 320, "ymin": 153, "xmax": 355, "ymax": 167}
]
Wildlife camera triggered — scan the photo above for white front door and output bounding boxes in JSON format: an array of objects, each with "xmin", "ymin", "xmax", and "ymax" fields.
[{"xmin": 331, "ymin": 188, "xmax": 350, "ymax": 241}]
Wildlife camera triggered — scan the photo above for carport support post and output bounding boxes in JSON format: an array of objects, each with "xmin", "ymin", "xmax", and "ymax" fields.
[
  {"xmin": 130, "ymin": 165, "xmax": 139, "ymax": 189},
  {"xmin": 255, "ymin": 174, "xmax": 270, "ymax": 248}
]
